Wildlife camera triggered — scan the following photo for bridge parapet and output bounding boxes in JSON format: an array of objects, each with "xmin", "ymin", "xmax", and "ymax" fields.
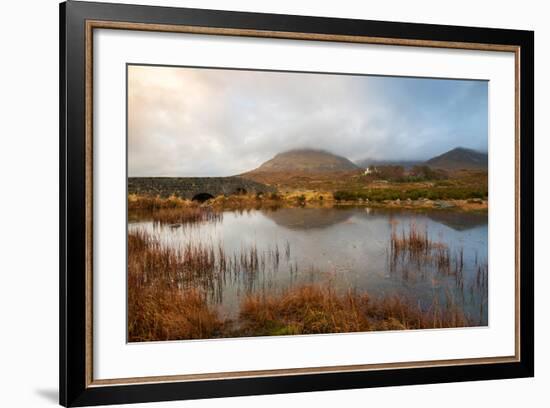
[{"xmin": 128, "ymin": 177, "xmax": 276, "ymax": 200}]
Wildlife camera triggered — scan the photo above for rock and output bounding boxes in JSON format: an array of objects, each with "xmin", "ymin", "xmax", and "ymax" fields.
[
  {"xmin": 467, "ymin": 198, "xmax": 483, "ymax": 204},
  {"xmin": 434, "ymin": 200, "xmax": 456, "ymax": 209}
]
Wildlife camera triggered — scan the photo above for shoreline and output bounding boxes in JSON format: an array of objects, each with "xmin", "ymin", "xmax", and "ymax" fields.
[
  {"xmin": 129, "ymin": 193, "xmax": 488, "ymax": 213},
  {"xmin": 330, "ymin": 198, "xmax": 487, "ymax": 212}
]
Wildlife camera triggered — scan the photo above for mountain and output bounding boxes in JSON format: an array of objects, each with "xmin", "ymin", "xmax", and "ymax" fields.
[
  {"xmin": 355, "ymin": 158, "xmax": 422, "ymax": 169},
  {"xmin": 425, "ymin": 147, "xmax": 488, "ymax": 170},
  {"xmin": 245, "ymin": 149, "xmax": 359, "ymax": 174}
]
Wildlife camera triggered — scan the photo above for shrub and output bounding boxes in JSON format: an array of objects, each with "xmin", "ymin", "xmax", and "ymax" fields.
[
  {"xmin": 374, "ymin": 165, "xmax": 405, "ymax": 181},
  {"xmin": 410, "ymin": 165, "xmax": 448, "ymax": 181},
  {"xmin": 333, "ymin": 187, "xmax": 487, "ymax": 202}
]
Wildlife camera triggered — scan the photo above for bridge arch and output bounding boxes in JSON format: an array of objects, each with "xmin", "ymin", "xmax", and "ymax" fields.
[{"xmin": 192, "ymin": 192, "xmax": 214, "ymax": 202}]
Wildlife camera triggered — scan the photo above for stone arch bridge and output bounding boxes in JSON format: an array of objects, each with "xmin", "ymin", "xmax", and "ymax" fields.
[{"xmin": 128, "ymin": 177, "xmax": 276, "ymax": 201}]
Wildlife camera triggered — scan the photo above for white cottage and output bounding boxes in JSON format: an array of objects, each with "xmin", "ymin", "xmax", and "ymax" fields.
[{"xmin": 364, "ymin": 166, "xmax": 378, "ymax": 175}]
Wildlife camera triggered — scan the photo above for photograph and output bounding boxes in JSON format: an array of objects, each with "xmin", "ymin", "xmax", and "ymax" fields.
[{"xmin": 127, "ymin": 64, "xmax": 489, "ymax": 342}]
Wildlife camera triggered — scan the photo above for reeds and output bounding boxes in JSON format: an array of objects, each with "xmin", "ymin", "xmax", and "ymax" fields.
[
  {"xmin": 389, "ymin": 222, "xmax": 466, "ymax": 280},
  {"xmin": 390, "ymin": 221, "xmax": 431, "ymax": 259},
  {"xmin": 128, "ymin": 231, "xmax": 225, "ymax": 341},
  {"xmin": 128, "ymin": 285, "xmax": 224, "ymax": 342},
  {"xmin": 128, "ymin": 230, "xmax": 291, "ymax": 302},
  {"xmin": 387, "ymin": 221, "xmax": 487, "ymax": 322},
  {"xmin": 127, "ymin": 229, "xmax": 297, "ymax": 341},
  {"xmin": 238, "ymin": 282, "xmax": 472, "ymax": 337},
  {"xmin": 129, "ymin": 199, "xmax": 222, "ymax": 226},
  {"xmin": 150, "ymin": 207, "xmax": 223, "ymax": 225},
  {"xmin": 128, "ymin": 194, "xmax": 192, "ymax": 211},
  {"xmin": 129, "ymin": 227, "xmax": 478, "ymax": 341},
  {"xmin": 128, "ymin": 230, "xmax": 220, "ymax": 301},
  {"xmin": 128, "ymin": 222, "xmax": 486, "ymax": 341}
]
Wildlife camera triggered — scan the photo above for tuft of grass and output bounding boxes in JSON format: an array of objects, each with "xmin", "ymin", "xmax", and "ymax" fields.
[
  {"xmin": 389, "ymin": 222, "xmax": 468, "ymax": 282},
  {"xmin": 390, "ymin": 222, "xmax": 431, "ymax": 258},
  {"xmin": 150, "ymin": 207, "xmax": 222, "ymax": 225},
  {"xmin": 128, "ymin": 194, "xmax": 222, "ymax": 225},
  {"xmin": 128, "ymin": 285, "xmax": 224, "ymax": 342},
  {"xmin": 128, "ymin": 194, "xmax": 193, "ymax": 211},
  {"xmin": 238, "ymin": 283, "xmax": 471, "ymax": 337}
]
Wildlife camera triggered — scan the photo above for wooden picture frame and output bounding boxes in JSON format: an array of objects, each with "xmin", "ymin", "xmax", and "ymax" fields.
[{"xmin": 60, "ymin": 1, "xmax": 534, "ymax": 406}]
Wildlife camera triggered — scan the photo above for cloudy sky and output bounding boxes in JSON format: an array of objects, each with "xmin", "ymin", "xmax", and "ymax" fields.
[{"xmin": 128, "ymin": 64, "xmax": 488, "ymax": 177}]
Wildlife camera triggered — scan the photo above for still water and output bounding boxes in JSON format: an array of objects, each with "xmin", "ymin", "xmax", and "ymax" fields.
[{"xmin": 129, "ymin": 207, "xmax": 488, "ymax": 325}]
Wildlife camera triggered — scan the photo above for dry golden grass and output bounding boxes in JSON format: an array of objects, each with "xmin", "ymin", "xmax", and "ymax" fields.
[
  {"xmin": 128, "ymin": 193, "xmax": 193, "ymax": 211},
  {"xmin": 128, "ymin": 285, "xmax": 224, "ymax": 342},
  {"xmin": 390, "ymin": 221, "xmax": 431, "ymax": 257},
  {"xmin": 127, "ymin": 231, "xmax": 224, "ymax": 341},
  {"xmin": 127, "ymin": 227, "xmax": 476, "ymax": 341},
  {"xmin": 128, "ymin": 191, "xmax": 487, "ymax": 215},
  {"xmin": 208, "ymin": 193, "xmax": 284, "ymax": 210},
  {"xmin": 238, "ymin": 283, "xmax": 470, "ymax": 337},
  {"xmin": 150, "ymin": 207, "xmax": 222, "ymax": 225},
  {"xmin": 128, "ymin": 194, "xmax": 223, "ymax": 225},
  {"xmin": 389, "ymin": 222, "xmax": 468, "ymax": 283}
]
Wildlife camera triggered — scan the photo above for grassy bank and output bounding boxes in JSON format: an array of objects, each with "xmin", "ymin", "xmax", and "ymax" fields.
[
  {"xmin": 129, "ymin": 192, "xmax": 487, "ymax": 214},
  {"xmin": 128, "ymin": 193, "xmax": 192, "ymax": 210},
  {"xmin": 238, "ymin": 284, "xmax": 471, "ymax": 337},
  {"xmin": 129, "ymin": 280, "xmax": 472, "ymax": 341}
]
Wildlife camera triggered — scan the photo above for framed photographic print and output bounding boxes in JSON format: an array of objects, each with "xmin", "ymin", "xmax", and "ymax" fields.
[{"xmin": 59, "ymin": 1, "xmax": 534, "ymax": 406}]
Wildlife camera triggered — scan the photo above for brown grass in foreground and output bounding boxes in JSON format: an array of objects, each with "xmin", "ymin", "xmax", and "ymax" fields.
[
  {"xmin": 129, "ymin": 281, "xmax": 471, "ymax": 341},
  {"xmin": 128, "ymin": 285, "xmax": 224, "ymax": 342},
  {"xmin": 128, "ymin": 231, "xmax": 224, "ymax": 341},
  {"xmin": 127, "ymin": 230, "xmax": 224, "ymax": 294},
  {"xmin": 128, "ymin": 227, "xmax": 476, "ymax": 342},
  {"xmin": 238, "ymin": 284, "xmax": 470, "ymax": 337},
  {"xmin": 129, "ymin": 271, "xmax": 471, "ymax": 341}
]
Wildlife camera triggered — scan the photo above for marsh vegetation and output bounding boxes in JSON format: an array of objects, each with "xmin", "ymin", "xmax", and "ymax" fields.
[{"xmin": 128, "ymin": 200, "xmax": 488, "ymax": 341}]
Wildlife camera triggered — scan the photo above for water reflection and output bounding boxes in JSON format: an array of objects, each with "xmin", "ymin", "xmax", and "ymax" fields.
[
  {"xmin": 129, "ymin": 207, "xmax": 488, "ymax": 324},
  {"xmin": 264, "ymin": 207, "xmax": 352, "ymax": 230},
  {"xmin": 424, "ymin": 210, "xmax": 488, "ymax": 231}
]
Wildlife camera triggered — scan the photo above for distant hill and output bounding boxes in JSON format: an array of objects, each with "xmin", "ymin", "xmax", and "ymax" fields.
[
  {"xmin": 425, "ymin": 147, "xmax": 488, "ymax": 170},
  {"xmin": 355, "ymin": 159, "xmax": 422, "ymax": 169},
  {"xmin": 245, "ymin": 149, "xmax": 359, "ymax": 174}
]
